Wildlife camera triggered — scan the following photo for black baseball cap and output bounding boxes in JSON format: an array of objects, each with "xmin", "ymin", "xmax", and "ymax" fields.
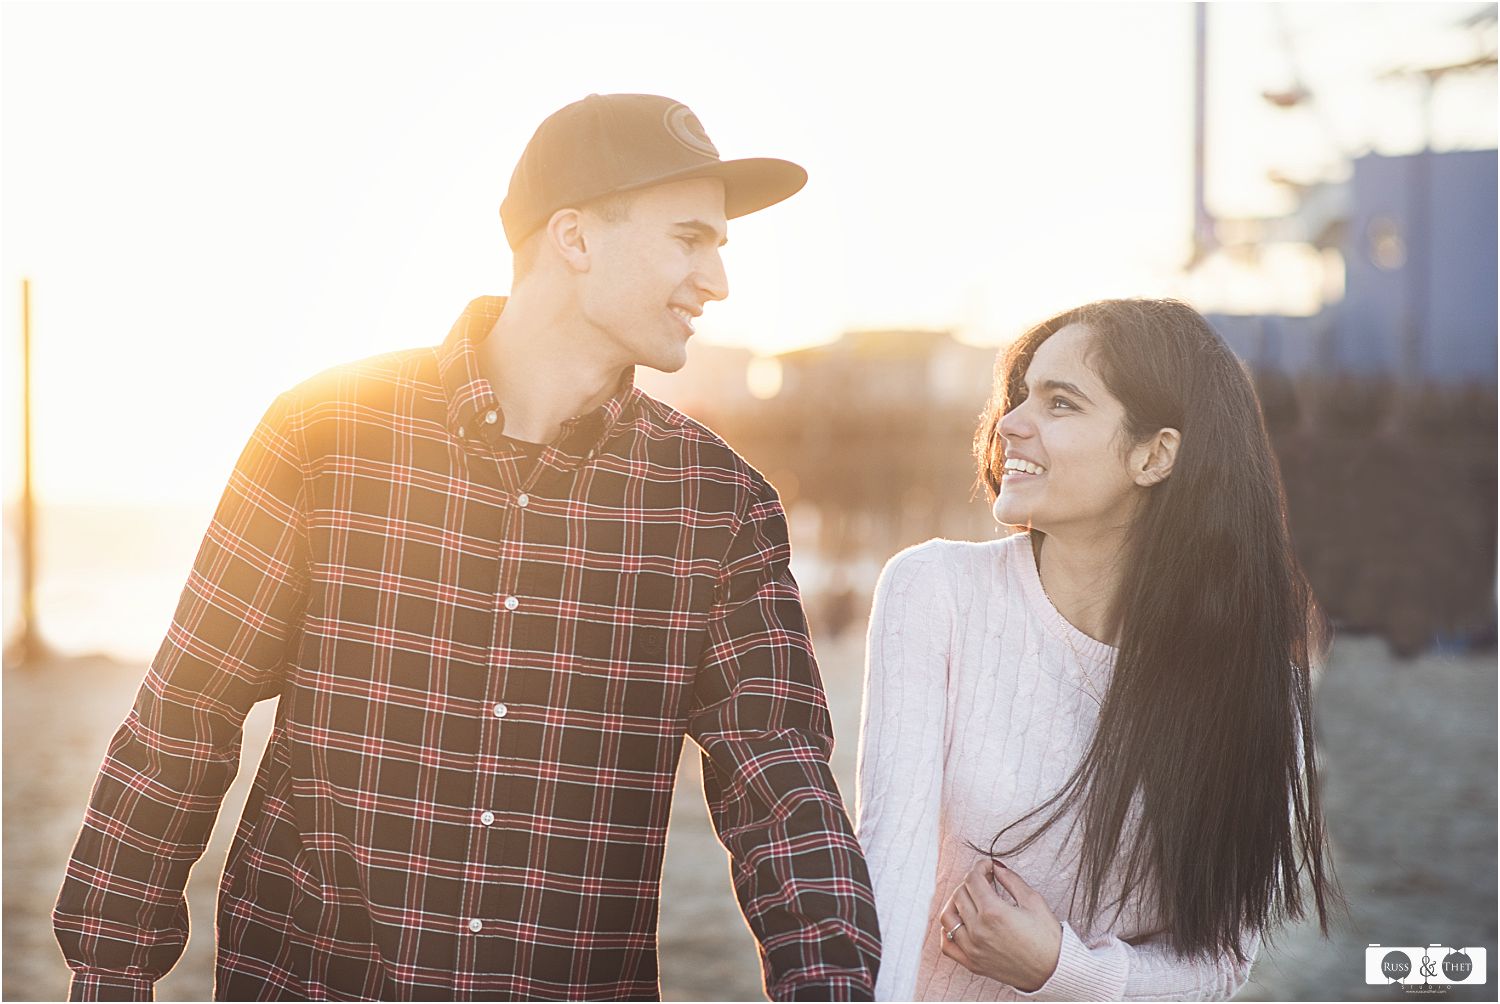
[{"xmin": 500, "ymin": 93, "xmax": 808, "ymax": 250}]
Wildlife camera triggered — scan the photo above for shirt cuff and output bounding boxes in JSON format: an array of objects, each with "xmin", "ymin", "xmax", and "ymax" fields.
[
  {"xmin": 68, "ymin": 972, "xmax": 154, "ymax": 1001},
  {"xmin": 1011, "ymin": 922, "xmax": 1126, "ymax": 1002},
  {"xmin": 778, "ymin": 975, "xmax": 876, "ymax": 1001}
]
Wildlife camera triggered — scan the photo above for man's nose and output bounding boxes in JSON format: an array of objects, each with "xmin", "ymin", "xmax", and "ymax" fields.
[{"xmin": 697, "ymin": 250, "xmax": 729, "ymax": 302}]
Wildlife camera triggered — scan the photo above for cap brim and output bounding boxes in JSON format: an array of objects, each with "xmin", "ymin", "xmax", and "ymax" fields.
[{"xmin": 615, "ymin": 157, "xmax": 808, "ymax": 219}]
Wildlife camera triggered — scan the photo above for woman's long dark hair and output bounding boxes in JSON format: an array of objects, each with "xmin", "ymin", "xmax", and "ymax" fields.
[{"xmin": 971, "ymin": 299, "xmax": 1342, "ymax": 962}]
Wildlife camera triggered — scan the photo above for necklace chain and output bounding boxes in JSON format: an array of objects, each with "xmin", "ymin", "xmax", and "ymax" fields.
[{"xmin": 1034, "ymin": 566, "xmax": 1110, "ymax": 706}]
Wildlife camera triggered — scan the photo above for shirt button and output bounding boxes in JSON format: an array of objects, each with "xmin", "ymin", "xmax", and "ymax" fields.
[
  {"xmin": 492, "ymin": 703, "xmax": 508, "ymax": 719},
  {"xmin": 484, "ymin": 410, "xmax": 498, "ymax": 425},
  {"xmin": 516, "ymin": 493, "xmax": 530, "ymax": 508},
  {"xmin": 504, "ymin": 595, "xmax": 519, "ymax": 611},
  {"xmin": 456, "ymin": 425, "xmax": 466, "ymax": 438},
  {"xmin": 468, "ymin": 918, "xmax": 483, "ymax": 933},
  {"xmin": 480, "ymin": 810, "xmax": 495, "ymax": 826}
]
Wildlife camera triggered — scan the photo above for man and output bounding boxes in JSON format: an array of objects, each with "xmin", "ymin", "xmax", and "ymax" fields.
[{"xmin": 54, "ymin": 93, "xmax": 880, "ymax": 1001}]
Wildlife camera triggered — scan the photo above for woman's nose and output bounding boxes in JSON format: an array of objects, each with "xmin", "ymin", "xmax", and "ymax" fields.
[{"xmin": 997, "ymin": 400, "xmax": 1033, "ymax": 440}]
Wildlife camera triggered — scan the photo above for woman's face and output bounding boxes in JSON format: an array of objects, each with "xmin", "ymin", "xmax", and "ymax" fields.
[{"xmin": 992, "ymin": 323, "xmax": 1150, "ymax": 538}]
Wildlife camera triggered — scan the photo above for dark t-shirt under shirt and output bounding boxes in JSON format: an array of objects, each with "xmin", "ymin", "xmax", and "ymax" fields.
[{"xmin": 503, "ymin": 434, "xmax": 545, "ymax": 481}]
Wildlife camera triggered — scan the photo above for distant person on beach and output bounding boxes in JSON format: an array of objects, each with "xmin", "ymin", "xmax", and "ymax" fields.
[
  {"xmin": 855, "ymin": 299, "xmax": 1342, "ymax": 1000},
  {"xmin": 54, "ymin": 94, "xmax": 880, "ymax": 1001}
]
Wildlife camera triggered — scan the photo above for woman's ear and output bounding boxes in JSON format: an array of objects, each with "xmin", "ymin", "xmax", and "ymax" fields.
[{"xmin": 1133, "ymin": 427, "xmax": 1181, "ymax": 486}]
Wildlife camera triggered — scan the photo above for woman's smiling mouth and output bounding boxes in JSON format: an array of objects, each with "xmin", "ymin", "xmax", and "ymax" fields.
[{"xmin": 1002, "ymin": 457, "xmax": 1048, "ymax": 479}]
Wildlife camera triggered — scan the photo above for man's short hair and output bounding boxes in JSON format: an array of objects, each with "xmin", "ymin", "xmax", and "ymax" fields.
[{"xmin": 511, "ymin": 190, "xmax": 637, "ymax": 282}]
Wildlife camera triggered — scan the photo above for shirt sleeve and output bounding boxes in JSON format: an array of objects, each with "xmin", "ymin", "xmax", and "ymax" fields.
[
  {"xmin": 52, "ymin": 392, "xmax": 310, "ymax": 1001},
  {"xmin": 1011, "ymin": 921, "xmax": 1260, "ymax": 1002},
  {"xmin": 854, "ymin": 543, "xmax": 952, "ymax": 1002},
  {"xmin": 685, "ymin": 474, "xmax": 881, "ymax": 1002}
]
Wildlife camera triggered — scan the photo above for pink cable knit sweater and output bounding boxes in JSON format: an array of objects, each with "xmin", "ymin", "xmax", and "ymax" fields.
[{"xmin": 855, "ymin": 533, "xmax": 1260, "ymax": 1001}]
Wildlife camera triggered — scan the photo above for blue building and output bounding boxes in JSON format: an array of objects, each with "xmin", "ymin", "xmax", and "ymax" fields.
[{"xmin": 1210, "ymin": 148, "xmax": 1497, "ymax": 384}]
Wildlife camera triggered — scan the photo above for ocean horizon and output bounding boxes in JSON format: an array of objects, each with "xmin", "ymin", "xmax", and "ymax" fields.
[{"xmin": 4, "ymin": 500, "xmax": 221, "ymax": 664}]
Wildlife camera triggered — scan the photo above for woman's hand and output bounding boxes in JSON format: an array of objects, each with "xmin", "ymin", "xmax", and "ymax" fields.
[{"xmin": 938, "ymin": 859, "xmax": 1064, "ymax": 993}]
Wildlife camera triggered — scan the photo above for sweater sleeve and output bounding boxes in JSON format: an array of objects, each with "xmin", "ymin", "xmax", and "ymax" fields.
[
  {"xmin": 1013, "ymin": 675, "xmax": 1302, "ymax": 1001},
  {"xmin": 854, "ymin": 542, "xmax": 953, "ymax": 1002},
  {"xmin": 1012, "ymin": 921, "xmax": 1260, "ymax": 1002}
]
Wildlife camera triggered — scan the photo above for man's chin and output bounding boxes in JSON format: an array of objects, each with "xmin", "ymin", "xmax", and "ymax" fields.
[{"xmin": 639, "ymin": 349, "xmax": 689, "ymax": 374}]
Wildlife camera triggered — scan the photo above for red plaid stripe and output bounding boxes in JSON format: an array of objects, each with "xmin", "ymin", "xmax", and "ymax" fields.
[{"xmin": 54, "ymin": 297, "xmax": 879, "ymax": 1001}]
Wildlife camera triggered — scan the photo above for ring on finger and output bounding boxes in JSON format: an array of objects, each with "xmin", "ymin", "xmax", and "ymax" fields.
[{"xmin": 944, "ymin": 920, "xmax": 965, "ymax": 942}]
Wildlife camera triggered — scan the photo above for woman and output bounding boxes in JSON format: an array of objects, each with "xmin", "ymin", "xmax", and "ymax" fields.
[{"xmin": 855, "ymin": 299, "xmax": 1340, "ymax": 1001}]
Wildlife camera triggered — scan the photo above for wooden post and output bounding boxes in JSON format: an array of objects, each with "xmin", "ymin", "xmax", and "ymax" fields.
[{"xmin": 9, "ymin": 278, "xmax": 49, "ymax": 668}]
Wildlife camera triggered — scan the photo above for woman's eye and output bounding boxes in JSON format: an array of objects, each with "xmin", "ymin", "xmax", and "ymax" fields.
[
  {"xmin": 676, "ymin": 235, "xmax": 697, "ymax": 248},
  {"xmin": 1051, "ymin": 397, "xmax": 1075, "ymax": 411}
]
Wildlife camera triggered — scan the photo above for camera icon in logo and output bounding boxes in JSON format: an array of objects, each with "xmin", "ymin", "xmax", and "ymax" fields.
[{"xmin": 1366, "ymin": 945, "xmax": 1486, "ymax": 985}]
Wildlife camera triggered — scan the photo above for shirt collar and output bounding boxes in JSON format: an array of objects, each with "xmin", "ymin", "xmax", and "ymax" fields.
[{"xmin": 436, "ymin": 296, "xmax": 640, "ymax": 456}]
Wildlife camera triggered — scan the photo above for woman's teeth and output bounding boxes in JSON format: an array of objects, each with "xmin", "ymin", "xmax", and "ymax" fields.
[
  {"xmin": 1003, "ymin": 458, "xmax": 1046, "ymax": 475},
  {"xmin": 670, "ymin": 306, "xmax": 695, "ymax": 332}
]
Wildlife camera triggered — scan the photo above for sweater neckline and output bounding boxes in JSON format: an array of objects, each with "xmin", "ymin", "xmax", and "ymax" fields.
[{"xmin": 1012, "ymin": 532, "xmax": 1117, "ymax": 668}]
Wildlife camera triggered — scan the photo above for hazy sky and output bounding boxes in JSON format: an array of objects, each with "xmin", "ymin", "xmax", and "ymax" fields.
[{"xmin": 4, "ymin": 1, "xmax": 1495, "ymax": 504}]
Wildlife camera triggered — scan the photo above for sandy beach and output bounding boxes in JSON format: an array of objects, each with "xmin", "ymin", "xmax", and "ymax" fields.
[{"xmin": 4, "ymin": 631, "xmax": 1494, "ymax": 1001}]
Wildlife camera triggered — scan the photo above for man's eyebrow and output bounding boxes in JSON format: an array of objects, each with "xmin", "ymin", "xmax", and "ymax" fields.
[
  {"xmin": 1021, "ymin": 378, "xmax": 1095, "ymax": 405},
  {"xmin": 672, "ymin": 219, "xmax": 728, "ymax": 247}
]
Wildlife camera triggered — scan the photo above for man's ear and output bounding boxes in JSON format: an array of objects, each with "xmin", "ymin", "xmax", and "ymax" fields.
[
  {"xmin": 546, "ymin": 208, "xmax": 590, "ymax": 273},
  {"xmin": 1133, "ymin": 427, "xmax": 1181, "ymax": 487}
]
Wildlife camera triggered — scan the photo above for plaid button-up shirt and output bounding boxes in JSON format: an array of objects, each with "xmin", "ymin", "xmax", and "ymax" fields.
[{"xmin": 54, "ymin": 297, "xmax": 880, "ymax": 1001}]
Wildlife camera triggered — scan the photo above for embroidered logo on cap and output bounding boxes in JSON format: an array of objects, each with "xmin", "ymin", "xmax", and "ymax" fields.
[{"xmin": 663, "ymin": 104, "xmax": 719, "ymax": 159}]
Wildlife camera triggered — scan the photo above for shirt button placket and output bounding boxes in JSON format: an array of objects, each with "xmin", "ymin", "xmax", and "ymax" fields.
[{"xmin": 487, "ymin": 552, "xmax": 519, "ymax": 948}]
